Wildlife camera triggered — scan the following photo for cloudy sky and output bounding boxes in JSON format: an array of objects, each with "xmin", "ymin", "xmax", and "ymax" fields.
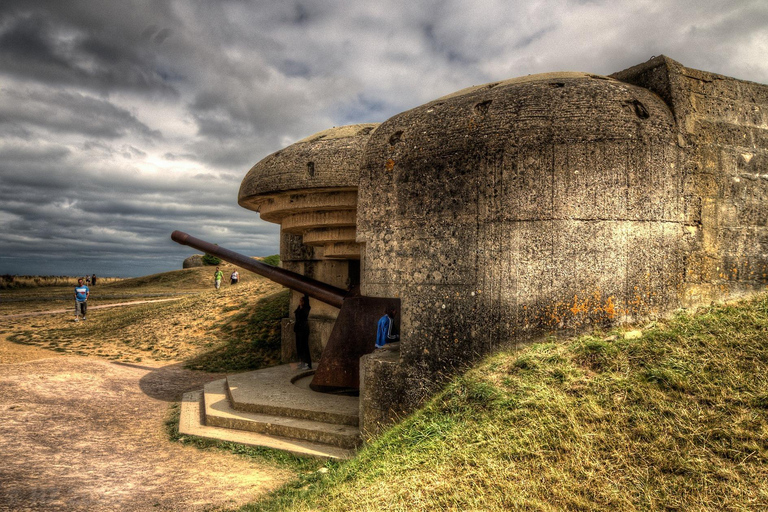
[{"xmin": 1, "ymin": 0, "xmax": 766, "ymax": 277}]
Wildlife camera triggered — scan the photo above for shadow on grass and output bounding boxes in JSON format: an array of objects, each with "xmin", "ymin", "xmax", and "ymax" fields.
[
  {"xmin": 134, "ymin": 289, "xmax": 290, "ymax": 401},
  {"xmin": 185, "ymin": 289, "xmax": 289, "ymax": 373}
]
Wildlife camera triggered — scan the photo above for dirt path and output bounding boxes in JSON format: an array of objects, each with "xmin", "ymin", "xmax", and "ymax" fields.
[
  {"xmin": 0, "ymin": 338, "xmax": 293, "ymax": 511},
  {"xmin": 2, "ymin": 298, "xmax": 183, "ymax": 319}
]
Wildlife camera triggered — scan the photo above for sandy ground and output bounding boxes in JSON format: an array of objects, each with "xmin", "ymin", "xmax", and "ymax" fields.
[
  {"xmin": 0, "ymin": 336, "xmax": 293, "ymax": 511},
  {"xmin": 3, "ymin": 298, "xmax": 183, "ymax": 319}
]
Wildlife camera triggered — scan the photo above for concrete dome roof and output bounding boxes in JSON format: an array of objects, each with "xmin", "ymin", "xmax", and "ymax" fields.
[
  {"xmin": 238, "ymin": 123, "xmax": 378, "ymax": 211},
  {"xmin": 363, "ymin": 72, "xmax": 674, "ymax": 166}
]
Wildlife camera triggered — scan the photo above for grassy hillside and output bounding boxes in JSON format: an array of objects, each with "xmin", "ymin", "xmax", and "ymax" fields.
[
  {"xmin": 3, "ymin": 266, "xmax": 289, "ymax": 368},
  {"xmin": 103, "ymin": 264, "xmax": 258, "ymax": 292},
  {"xmin": 246, "ymin": 295, "xmax": 768, "ymax": 511},
  {"xmin": 0, "ymin": 264, "xmax": 270, "ymax": 316}
]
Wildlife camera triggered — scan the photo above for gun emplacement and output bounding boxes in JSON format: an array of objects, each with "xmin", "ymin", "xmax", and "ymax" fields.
[{"xmin": 171, "ymin": 230, "xmax": 399, "ymax": 393}]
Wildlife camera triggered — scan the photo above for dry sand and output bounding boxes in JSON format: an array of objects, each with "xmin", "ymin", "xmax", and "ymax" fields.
[{"xmin": 0, "ymin": 335, "xmax": 293, "ymax": 511}]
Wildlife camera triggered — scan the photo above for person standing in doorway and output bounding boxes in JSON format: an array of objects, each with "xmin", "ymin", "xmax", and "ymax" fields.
[
  {"xmin": 213, "ymin": 267, "xmax": 223, "ymax": 289},
  {"xmin": 376, "ymin": 306, "xmax": 399, "ymax": 349},
  {"xmin": 74, "ymin": 278, "xmax": 89, "ymax": 321},
  {"xmin": 294, "ymin": 294, "xmax": 312, "ymax": 370}
]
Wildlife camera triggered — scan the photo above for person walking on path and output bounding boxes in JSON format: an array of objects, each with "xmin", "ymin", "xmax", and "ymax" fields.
[
  {"xmin": 213, "ymin": 267, "xmax": 224, "ymax": 289},
  {"xmin": 375, "ymin": 306, "xmax": 399, "ymax": 349},
  {"xmin": 74, "ymin": 278, "xmax": 90, "ymax": 321},
  {"xmin": 230, "ymin": 270, "xmax": 239, "ymax": 285},
  {"xmin": 293, "ymin": 295, "xmax": 312, "ymax": 370}
]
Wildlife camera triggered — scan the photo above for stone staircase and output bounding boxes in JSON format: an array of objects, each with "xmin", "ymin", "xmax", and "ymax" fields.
[{"xmin": 179, "ymin": 364, "xmax": 361, "ymax": 459}]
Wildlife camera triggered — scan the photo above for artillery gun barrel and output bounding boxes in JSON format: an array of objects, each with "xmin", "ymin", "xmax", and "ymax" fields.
[{"xmin": 171, "ymin": 231, "xmax": 346, "ymax": 308}]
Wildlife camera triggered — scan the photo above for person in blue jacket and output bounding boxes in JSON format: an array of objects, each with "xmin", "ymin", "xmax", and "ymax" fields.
[
  {"xmin": 375, "ymin": 306, "xmax": 399, "ymax": 349},
  {"xmin": 74, "ymin": 278, "xmax": 89, "ymax": 321}
]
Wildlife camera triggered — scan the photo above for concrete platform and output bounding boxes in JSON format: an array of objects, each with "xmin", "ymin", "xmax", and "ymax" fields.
[
  {"xmin": 205, "ymin": 379, "xmax": 361, "ymax": 449},
  {"xmin": 178, "ymin": 364, "xmax": 361, "ymax": 459},
  {"xmin": 227, "ymin": 365, "xmax": 360, "ymax": 426},
  {"xmin": 180, "ymin": 391, "xmax": 355, "ymax": 459}
]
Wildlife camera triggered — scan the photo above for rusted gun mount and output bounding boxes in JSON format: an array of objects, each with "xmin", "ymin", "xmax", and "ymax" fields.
[{"xmin": 171, "ymin": 231, "xmax": 398, "ymax": 394}]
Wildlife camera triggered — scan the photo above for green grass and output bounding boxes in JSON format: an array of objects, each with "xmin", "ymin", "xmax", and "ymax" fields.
[
  {"xmin": 241, "ymin": 295, "xmax": 768, "ymax": 511},
  {"xmin": 185, "ymin": 289, "xmax": 289, "ymax": 372},
  {"xmin": 104, "ymin": 266, "xmax": 222, "ymax": 291},
  {"xmin": 261, "ymin": 255, "xmax": 280, "ymax": 267}
]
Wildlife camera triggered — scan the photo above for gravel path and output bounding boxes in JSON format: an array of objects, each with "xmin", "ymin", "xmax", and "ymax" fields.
[{"xmin": 0, "ymin": 337, "xmax": 293, "ymax": 511}]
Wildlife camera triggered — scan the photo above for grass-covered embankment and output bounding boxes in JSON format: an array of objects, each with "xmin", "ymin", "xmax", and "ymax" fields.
[
  {"xmin": 246, "ymin": 295, "xmax": 768, "ymax": 511},
  {"xmin": 185, "ymin": 289, "xmax": 289, "ymax": 372},
  {"xmin": 3, "ymin": 266, "xmax": 289, "ymax": 367}
]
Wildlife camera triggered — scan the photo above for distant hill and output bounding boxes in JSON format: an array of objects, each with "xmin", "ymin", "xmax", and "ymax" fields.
[{"xmin": 106, "ymin": 259, "xmax": 278, "ymax": 292}]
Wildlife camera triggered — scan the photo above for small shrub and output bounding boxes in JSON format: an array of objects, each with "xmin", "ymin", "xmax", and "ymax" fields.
[
  {"xmin": 201, "ymin": 252, "xmax": 222, "ymax": 266},
  {"xmin": 261, "ymin": 254, "xmax": 280, "ymax": 267}
]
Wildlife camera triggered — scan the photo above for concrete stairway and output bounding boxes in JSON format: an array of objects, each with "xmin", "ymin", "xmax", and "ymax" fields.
[{"xmin": 179, "ymin": 364, "xmax": 360, "ymax": 459}]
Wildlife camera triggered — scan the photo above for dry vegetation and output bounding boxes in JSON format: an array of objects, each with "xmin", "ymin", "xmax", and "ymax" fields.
[
  {"xmin": 6, "ymin": 266, "xmax": 767, "ymax": 511},
  {"xmin": 1, "ymin": 264, "xmax": 287, "ymax": 368},
  {"xmin": 0, "ymin": 274, "xmax": 123, "ymax": 290}
]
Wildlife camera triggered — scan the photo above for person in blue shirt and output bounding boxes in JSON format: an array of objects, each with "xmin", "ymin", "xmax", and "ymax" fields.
[
  {"xmin": 375, "ymin": 306, "xmax": 399, "ymax": 349},
  {"xmin": 74, "ymin": 278, "xmax": 90, "ymax": 321}
]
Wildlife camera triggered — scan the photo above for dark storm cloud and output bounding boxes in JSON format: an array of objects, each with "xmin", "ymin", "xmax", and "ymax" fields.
[
  {"xmin": 0, "ymin": 8, "xmax": 178, "ymax": 97},
  {"xmin": 0, "ymin": 0, "xmax": 766, "ymax": 277},
  {"xmin": 0, "ymin": 88, "xmax": 160, "ymax": 139}
]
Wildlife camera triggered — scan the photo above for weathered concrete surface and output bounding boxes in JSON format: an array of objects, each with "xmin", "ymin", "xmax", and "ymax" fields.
[
  {"xmin": 180, "ymin": 390, "xmax": 355, "ymax": 459},
  {"xmin": 239, "ymin": 124, "xmax": 378, "ymax": 202},
  {"xmin": 612, "ymin": 56, "xmax": 768, "ymax": 305},
  {"xmin": 239, "ymin": 124, "xmax": 377, "ymax": 260},
  {"xmin": 0, "ymin": 356, "xmax": 292, "ymax": 511},
  {"xmin": 182, "ymin": 254, "xmax": 204, "ymax": 268},
  {"xmin": 358, "ymin": 72, "xmax": 685, "ymax": 425},
  {"xmin": 238, "ymin": 57, "xmax": 768, "ymax": 439},
  {"xmin": 204, "ymin": 378, "xmax": 360, "ymax": 449},
  {"xmin": 359, "ymin": 344, "xmax": 406, "ymax": 441},
  {"xmin": 227, "ymin": 365, "xmax": 359, "ymax": 425}
]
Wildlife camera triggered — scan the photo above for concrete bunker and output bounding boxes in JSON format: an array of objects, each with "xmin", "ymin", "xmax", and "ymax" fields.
[
  {"xmin": 238, "ymin": 124, "xmax": 379, "ymax": 362},
  {"xmin": 177, "ymin": 56, "xmax": 768, "ymax": 451},
  {"xmin": 358, "ymin": 70, "xmax": 686, "ymax": 432}
]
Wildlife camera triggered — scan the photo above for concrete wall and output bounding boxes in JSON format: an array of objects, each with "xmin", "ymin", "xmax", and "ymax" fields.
[
  {"xmin": 239, "ymin": 125, "xmax": 377, "ymax": 364},
  {"xmin": 357, "ymin": 58, "xmax": 768, "ymax": 437},
  {"xmin": 278, "ymin": 231, "xmax": 349, "ymax": 363},
  {"xmin": 612, "ymin": 56, "xmax": 768, "ymax": 304},
  {"xmin": 357, "ymin": 72, "xmax": 688, "ymax": 434},
  {"xmin": 239, "ymin": 125, "xmax": 377, "ymax": 203},
  {"xmin": 236, "ymin": 57, "xmax": 768, "ymax": 439}
]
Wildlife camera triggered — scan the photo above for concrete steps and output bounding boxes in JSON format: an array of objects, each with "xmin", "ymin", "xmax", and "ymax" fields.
[{"xmin": 178, "ymin": 364, "xmax": 361, "ymax": 459}]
